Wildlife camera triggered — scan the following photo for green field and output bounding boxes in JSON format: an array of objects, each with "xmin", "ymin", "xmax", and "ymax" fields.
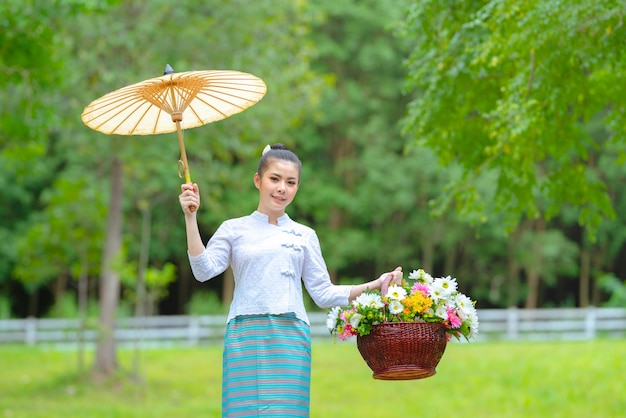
[{"xmin": 0, "ymin": 339, "xmax": 623, "ymax": 417}]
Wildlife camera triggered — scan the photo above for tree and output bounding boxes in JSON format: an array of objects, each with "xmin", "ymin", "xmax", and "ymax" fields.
[
  {"xmin": 399, "ymin": 0, "xmax": 626, "ymax": 237},
  {"xmin": 64, "ymin": 0, "xmax": 324, "ymax": 375},
  {"xmin": 296, "ymin": 0, "xmax": 429, "ymax": 281},
  {"xmin": 0, "ymin": 0, "xmax": 85, "ymax": 309},
  {"xmin": 6, "ymin": 1, "xmax": 626, "ymax": 366}
]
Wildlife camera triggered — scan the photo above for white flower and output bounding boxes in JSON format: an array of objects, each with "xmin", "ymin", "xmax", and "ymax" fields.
[
  {"xmin": 350, "ymin": 313, "xmax": 363, "ymax": 329},
  {"xmin": 454, "ymin": 293, "xmax": 474, "ymax": 320},
  {"xmin": 433, "ymin": 276, "xmax": 458, "ymax": 297},
  {"xmin": 408, "ymin": 270, "xmax": 421, "ymax": 280},
  {"xmin": 408, "ymin": 269, "xmax": 433, "ymax": 284},
  {"xmin": 389, "ymin": 300, "xmax": 404, "ymax": 314},
  {"xmin": 429, "ymin": 286, "xmax": 446, "ymax": 303},
  {"xmin": 386, "ymin": 284, "xmax": 407, "ymax": 300},
  {"xmin": 354, "ymin": 292, "xmax": 384, "ymax": 308},
  {"xmin": 435, "ymin": 305, "xmax": 448, "ymax": 320},
  {"xmin": 326, "ymin": 306, "xmax": 341, "ymax": 331},
  {"xmin": 467, "ymin": 309, "xmax": 480, "ymax": 339}
]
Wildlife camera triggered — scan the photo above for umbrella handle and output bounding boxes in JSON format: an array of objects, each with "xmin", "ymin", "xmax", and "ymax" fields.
[
  {"xmin": 175, "ymin": 117, "xmax": 196, "ymax": 212},
  {"xmin": 177, "ymin": 160, "xmax": 192, "ymax": 184}
]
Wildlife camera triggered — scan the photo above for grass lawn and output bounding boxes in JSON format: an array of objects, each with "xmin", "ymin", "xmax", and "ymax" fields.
[{"xmin": 0, "ymin": 339, "xmax": 624, "ymax": 417}]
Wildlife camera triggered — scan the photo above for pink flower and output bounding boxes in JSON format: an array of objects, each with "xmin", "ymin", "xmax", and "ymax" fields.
[
  {"xmin": 411, "ymin": 282, "xmax": 430, "ymax": 297},
  {"xmin": 446, "ymin": 306, "xmax": 462, "ymax": 328},
  {"xmin": 339, "ymin": 324, "xmax": 357, "ymax": 341}
]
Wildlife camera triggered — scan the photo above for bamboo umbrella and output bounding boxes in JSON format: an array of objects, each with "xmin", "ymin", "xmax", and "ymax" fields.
[{"xmin": 81, "ymin": 64, "xmax": 267, "ymax": 189}]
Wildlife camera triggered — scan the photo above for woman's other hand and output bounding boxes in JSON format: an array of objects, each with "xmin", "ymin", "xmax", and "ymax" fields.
[
  {"xmin": 348, "ymin": 266, "xmax": 403, "ymax": 302},
  {"xmin": 377, "ymin": 266, "xmax": 403, "ymax": 292}
]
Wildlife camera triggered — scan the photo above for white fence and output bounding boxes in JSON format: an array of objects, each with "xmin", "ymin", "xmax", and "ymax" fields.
[
  {"xmin": 475, "ymin": 307, "xmax": 626, "ymax": 341},
  {"xmin": 0, "ymin": 308, "xmax": 624, "ymax": 346}
]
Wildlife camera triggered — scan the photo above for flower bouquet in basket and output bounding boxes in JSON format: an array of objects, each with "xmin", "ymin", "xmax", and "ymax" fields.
[{"xmin": 326, "ymin": 269, "xmax": 479, "ymax": 380}]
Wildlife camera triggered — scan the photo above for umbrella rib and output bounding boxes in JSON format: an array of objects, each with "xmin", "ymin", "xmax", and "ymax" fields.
[
  {"xmin": 143, "ymin": 81, "xmax": 176, "ymax": 113},
  {"xmin": 177, "ymin": 82, "xmax": 204, "ymax": 114},
  {"xmin": 128, "ymin": 105, "xmax": 156, "ymax": 134},
  {"xmin": 197, "ymin": 89, "xmax": 263, "ymax": 109},
  {"xmin": 90, "ymin": 98, "xmax": 152, "ymax": 133},
  {"xmin": 188, "ymin": 85, "xmax": 267, "ymax": 121},
  {"xmin": 83, "ymin": 94, "xmax": 145, "ymax": 119},
  {"xmin": 90, "ymin": 85, "xmax": 166, "ymax": 134}
]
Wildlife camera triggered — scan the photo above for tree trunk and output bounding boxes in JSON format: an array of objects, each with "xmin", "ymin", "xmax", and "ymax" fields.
[
  {"xmin": 421, "ymin": 236, "xmax": 435, "ymax": 274},
  {"xmin": 52, "ymin": 272, "xmax": 69, "ymax": 316},
  {"xmin": 327, "ymin": 135, "xmax": 355, "ymax": 283},
  {"xmin": 178, "ymin": 263, "xmax": 192, "ymax": 315},
  {"xmin": 28, "ymin": 291, "xmax": 38, "ymax": 318},
  {"xmin": 591, "ymin": 246, "xmax": 606, "ymax": 306},
  {"xmin": 524, "ymin": 218, "xmax": 545, "ymax": 309},
  {"xmin": 132, "ymin": 200, "xmax": 151, "ymax": 379},
  {"xmin": 77, "ymin": 252, "xmax": 88, "ymax": 372},
  {"xmin": 579, "ymin": 246, "xmax": 591, "ymax": 307},
  {"xmin": 443, "ymin": 244, "xmax": 457, "ymax": 276},
  {"xmin": 94, "ymin": 156, "xmax": 123, "ymax": 375},
  {"xmin": 507, "ymin": 228, "xmax": 521, "ymax": 307},
  {"xmin": 327, "ymin": 207, "xmax": 342, "ymax": 283},
  {"xmin": 524, "ymin": 270, "xmax": 541, "ymax": 309},
  {"xmin": 136, "ymin": 201, "xmax": 151, "ymax": 318}
]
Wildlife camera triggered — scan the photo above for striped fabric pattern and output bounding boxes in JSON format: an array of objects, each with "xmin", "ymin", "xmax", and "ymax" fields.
[{"xmin": 222, "ymin": 314, "xmax": 311, "ymax": 417}]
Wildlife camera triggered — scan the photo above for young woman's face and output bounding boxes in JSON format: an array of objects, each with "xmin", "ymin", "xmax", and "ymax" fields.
[{"xmin": 254, "ymin": 159, "xmax": 300, "ymax": 218}]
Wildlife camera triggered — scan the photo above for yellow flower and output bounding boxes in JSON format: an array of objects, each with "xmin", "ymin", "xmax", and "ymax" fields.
[{"xmin": 402, "ymin": 292, "xmax": 433, "ymax": 318}]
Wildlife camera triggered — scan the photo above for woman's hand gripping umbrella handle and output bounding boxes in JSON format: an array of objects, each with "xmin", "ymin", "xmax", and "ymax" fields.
[{"xmin": 179, "ymin": 183, "xmax": 200, "ymax": 216}]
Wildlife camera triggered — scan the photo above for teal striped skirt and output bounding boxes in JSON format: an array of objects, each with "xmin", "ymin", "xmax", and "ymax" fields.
[{"xmin": 222, "ymin": 314, "xmax": 311, "ymax": 417}]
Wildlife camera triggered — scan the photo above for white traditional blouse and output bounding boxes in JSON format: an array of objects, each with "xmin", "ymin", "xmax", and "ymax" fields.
[{"xmin": 188, "ymin": 211, "xmax": 352, "ymax": 325}]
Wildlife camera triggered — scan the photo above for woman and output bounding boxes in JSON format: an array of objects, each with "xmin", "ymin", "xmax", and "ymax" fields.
[{"xmin": 179, "ymin": 144, "xmax": 402, "ymax": 417}]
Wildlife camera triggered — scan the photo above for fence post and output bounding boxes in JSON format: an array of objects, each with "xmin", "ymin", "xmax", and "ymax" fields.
[
  {"xmin": 188, "ymin": 316, "xmax": 200, "ymax": 345},
  {"xmin": 507, "ymin": 307, "xmax": 519, "ymax": 340},
  {"xmin": 584, "ymin": 306, "xmax": 597, "ymax": 339},
  {"xmin": 25, "ymin": 317, "xmax": 37, "ymax": 345}
]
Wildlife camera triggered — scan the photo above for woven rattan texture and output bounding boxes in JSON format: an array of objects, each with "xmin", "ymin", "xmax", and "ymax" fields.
[{"xmin": 357, "ymin": 322, "xmax": 448, "ymax": 380}]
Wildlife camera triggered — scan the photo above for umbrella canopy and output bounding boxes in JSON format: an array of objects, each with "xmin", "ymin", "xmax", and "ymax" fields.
[{"xmin": 81, "ymin": 65, "xmax": 267, "ymax": 187}]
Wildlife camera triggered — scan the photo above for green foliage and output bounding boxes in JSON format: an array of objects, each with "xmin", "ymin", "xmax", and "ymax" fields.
[
  {"xmin": 0, "ymin": 0, "xmax": 120, "ymax": 301},
  {"xmin": 2, "ymin": 0, "xmax": 324, "ymax": 317},
  {"xmin": 47, "ymin": 293, "xmax": 100, "ymax": 319},
  {"xmin": 0, "ymin": 296, "xmax": 10, "ymax": 319},
  {"xmin": 4, "ymin": 0, "xmax": 626, "ymax": 319},
  {"xmin": 400, "ymin": 0, "xmax": 626, "ymax": 236},
  {"xmin": 516, "ymin": 229, "xmax": 580, "ymax": 284},
  {"xmin": 296, "ymin": 0, "xmax": 430, "ymax": 274},
  {"xmin": 185, "ymin": 291, "xmax": 226, "ymax": 315},
  {"xmin": 599, "ymin": 274, "xmax": 626, "ymax": 307},
  {"xmin": 13, "ymin": 174, "xmax": 107, "ymax": 291},
  {"xmin": 120, "ymin": 261, "xmax": 177, "ymax": 305},
  {"xmin": 0, "ymin": 0, "xmax": 119, "ymax": 166}
]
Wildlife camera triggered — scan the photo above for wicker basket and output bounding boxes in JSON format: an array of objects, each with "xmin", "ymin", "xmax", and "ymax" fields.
[{"xmin": 356, "ymin": 322, "xmax": 448, "ymax": 380}]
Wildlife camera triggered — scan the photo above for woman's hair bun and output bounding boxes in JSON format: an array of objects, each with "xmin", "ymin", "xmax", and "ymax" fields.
[{"xmin": 262, "ymin": 143, "xmax": 289, "ymax": 156}]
